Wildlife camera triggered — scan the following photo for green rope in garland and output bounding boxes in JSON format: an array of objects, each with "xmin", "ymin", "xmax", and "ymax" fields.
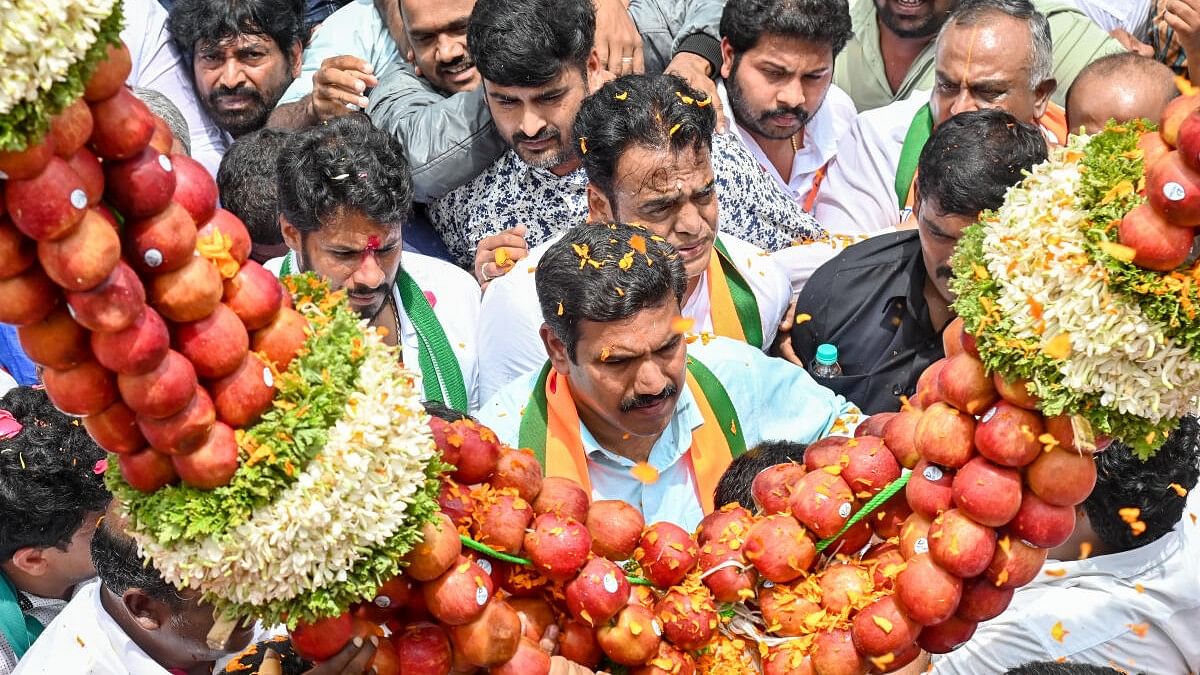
[
  {"xmin": 458, "ymin": 534, "xmax": 656, "ymax": 586},
  {"xmin": 815, "ymin": 473, "xmax": 911, "ymax": 553}
]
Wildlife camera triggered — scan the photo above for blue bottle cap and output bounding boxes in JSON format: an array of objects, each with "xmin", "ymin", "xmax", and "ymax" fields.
[{"xmin": 815, "ymin": 343, "xmax": 839, "ymax": 365}]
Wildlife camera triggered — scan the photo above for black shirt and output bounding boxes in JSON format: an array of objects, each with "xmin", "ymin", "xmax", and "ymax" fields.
[{"xmin": 791, "ymin": 230, "xmax": 945, "ymax": 414}]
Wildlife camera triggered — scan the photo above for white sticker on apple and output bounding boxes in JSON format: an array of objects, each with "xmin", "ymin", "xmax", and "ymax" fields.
[
  {"xmin": 144, "ymin": 249, "xmax": 163, "ymax": 268},
  {"xmin": 70, "ymin": 189, "xmax": 87, "ymax": 209},
  {"xmin": 838, "ymin": 502, "xmax": 852, "ymax": 518},
  {"xmin": 923, "ymin": 465, "xmax": 943, "ymax": 481},
  {"xmin": 981, "ymin": 405, "xmax": 998, "ymax": 424},
  {"xmin": 476, "ymin": 558, "xmax": 492, "ymax": 575},
  {"xmin": 262, "ymin": 367, "xmax": 274, "ymax": 388},
  {"xmin": 762, "ymin": 580, "xmax": 775, "ymax": 589},
  {"xmin": 0, "ymin": 170, "xmax": 8, "ymax": 180},
  {"xmin": 475, "ymin": 586, "xmax": 489, "ymax": 606},
  {"xmin": 603, "ymin": 573, "xmax": 618, "ymax": 594},
  {"xmin": 158, "ymin": 155, "xmax": 173, "ymax": 172},
  {"xmin": 373, "ymin": 595, "xmax": 391, "ymax": 608},
  {"xmin": 914, "ymin": 537, "xmax": 929, "ymax": 554},
  {"xmin": 651, "ymin": 619, "xmax": 662, "ymax": 637},
  {"xmin": 1164, "ymin": 181, "xmax": 1187, "ymax": 201}
]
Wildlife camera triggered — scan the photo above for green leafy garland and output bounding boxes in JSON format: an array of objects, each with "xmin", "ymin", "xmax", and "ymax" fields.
[
  {"xmin": 107, "ymin": 274, "xmax": 366, "ymax": 544},
  {"xmin": 0, "ymin": 1, "xmax": 124, "ymax": 152}
]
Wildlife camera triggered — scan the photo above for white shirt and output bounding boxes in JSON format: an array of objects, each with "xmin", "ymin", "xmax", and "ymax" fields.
[
  {"xmin": 719, "ymin": 81, "xmax": 858, "ymax": 209},
  {"xmin": 122, "ymin": 0, "xmax": 229, "ymax": 176},
  {"xmin": 13, "ymin": 580, "xmax": 170, "ymax": 674},
  {"xmin": 0, "ymin": 370, "xmax": 15, "ymax": 399},
  {"xmin": 474, "ymin": 232, "xmax": 793, "ymax": 404},
  {"xmin": 265, "ymin": 251, "xmax": 483, "ymax": 411},
  {"xmin": 278, "ymin": 0, "xmax": 400, "ymax": 106},
  {"xmin": 1065, "ymin": 0, "xmax": 1153, "ymax": 37},
  {"xmin": 477, "ymin": 336, "xmax": 859, "ymax": 532},
  {"xmin": 932, "ymin": 489, "xmax": 1200, "ymax": 674}
]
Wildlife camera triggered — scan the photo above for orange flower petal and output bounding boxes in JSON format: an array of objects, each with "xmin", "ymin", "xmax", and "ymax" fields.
[{"xmin": 632, "ymin": 462, "xmax": 660, "ymax": 484}]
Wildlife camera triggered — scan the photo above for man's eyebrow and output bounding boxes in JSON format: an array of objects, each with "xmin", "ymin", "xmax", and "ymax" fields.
[
  {"xmin": 410, "ymin": 16, "xmax": 470, "ymax": 37},
  {"xmin": 640, "ymin": 194, "xmax": 680, "ymax": 211}
]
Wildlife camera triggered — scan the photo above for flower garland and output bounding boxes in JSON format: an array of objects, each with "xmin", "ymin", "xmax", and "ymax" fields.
[
  {"xmin": 952, "ymin": 129, "xmax": 1200, "ymax": 458},
  {"xmin": 125, "ymin": 329, "xmax": 440, "ymax": 621},
  {"xmin": 0, "ymin": 0, "xmax": 123, "ymax": 151}
]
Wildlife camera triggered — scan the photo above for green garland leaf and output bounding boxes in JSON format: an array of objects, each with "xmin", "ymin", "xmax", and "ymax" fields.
[
  {"xmin": 0, "ymin": 1, "xmax": 124, "ymax": 152},
  {"xmin": 107, "ymin": 274, "xmax": 367, "ymax": 544}
]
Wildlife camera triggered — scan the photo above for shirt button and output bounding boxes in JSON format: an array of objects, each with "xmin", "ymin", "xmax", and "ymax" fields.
[{"xmin": 892, "ymin": 385, "xmax": 903, "ymax": 396}]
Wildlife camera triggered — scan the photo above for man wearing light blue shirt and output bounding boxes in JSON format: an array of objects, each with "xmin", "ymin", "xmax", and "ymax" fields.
[{"xmin": 477, "ymin": 223, "xmax": 860, "ymax": 531}]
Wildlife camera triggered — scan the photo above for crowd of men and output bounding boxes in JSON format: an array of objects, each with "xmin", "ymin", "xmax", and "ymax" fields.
[{"xmin": 2, "ymin": 0, "xmax": 1200, "ymax": 673}]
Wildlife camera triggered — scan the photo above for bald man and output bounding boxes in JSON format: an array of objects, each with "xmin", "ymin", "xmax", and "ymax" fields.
[{"xmin": 1066, "ymin": 52, "xmax": 1178, "ymax": 133}]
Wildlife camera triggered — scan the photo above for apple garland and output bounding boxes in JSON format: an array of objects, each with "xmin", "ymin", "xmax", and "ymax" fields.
[{"xmin": 953, "ymin": 123, "xmax": 1200, "ymax": 458}]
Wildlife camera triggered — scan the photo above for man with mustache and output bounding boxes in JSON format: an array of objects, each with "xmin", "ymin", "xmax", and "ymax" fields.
[
  {"xmin": 792, "ymin": 110, "xmax": 1047, "ymax": 414},
  {"xmin": 717, "ymin": 0, "xmax": 857, "ymax": 210},
  {"xmin": 266, "ymin": 114, "xmax": 482, "ymax": 413},
  {"xmin": 167, "ymin": 0, "xmax": 305, "ymax": 142},
  {"xmin": 478, "ymin": 223, "xmax": 858, "ymax": 531}
]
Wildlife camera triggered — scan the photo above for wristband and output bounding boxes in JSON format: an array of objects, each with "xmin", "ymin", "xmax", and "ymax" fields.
[{"xmin": 674, "ymin": 32, "xmax": 723, "ymax": 81}]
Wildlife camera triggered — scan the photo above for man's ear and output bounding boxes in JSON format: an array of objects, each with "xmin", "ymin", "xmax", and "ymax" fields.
[
  {"xmin": 289, "ymin": 40, "xmax": 304, "ymax": 79},
  {"xmin": 279, "ymin": 214, "xmax": 302, "ymax": 255},
  {"xmin": 720, "ymin": 38, "xmax": 734, "ymax": 80},
  {"xmin": 539, "ymin": 324, "xmax": 571, "ymax": 375},
  {"xmin": 8, "ymin": 547, "xmax": 49, "ymax": 578},
  {"xmin": 586, "ymin": 51, "xmax": 605, "ymax": 93},
  {"xmin": 1032, "ymin": 78, "xmax": 1057, "ymax": 120},
  {"xmin": 123, "ymin": 589, "xmax": 166, "ymax": 631},
  {"xmin": 586, "ymin": 183, "xmax": 614, "ymax": 223}
]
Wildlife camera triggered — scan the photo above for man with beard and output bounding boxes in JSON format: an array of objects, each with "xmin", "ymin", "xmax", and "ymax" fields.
[
  {"xmin": 478, "ymin": 223, "xmax": 858, "ymax": 531},
  {"xmin": 265, "ymin": 114, "xmax": 481, "ymax": 413},
  {"xmin": 717, "ymin": 0, "xmax": 857, "ymax": 210},
  {"xmin": 835, "ymin": 0, "xmax": 1121, "ymax": 112},
  {"xmin": 167, "ymin": 0, "xmax": 305, "ymax": 143},
  {"xmin": 429, "ymin": 0, "xmax": 821, "ymax": 278},
  {"xmin": 793, "ymin": 110, "xmax": 1047, "ymax": 413}
]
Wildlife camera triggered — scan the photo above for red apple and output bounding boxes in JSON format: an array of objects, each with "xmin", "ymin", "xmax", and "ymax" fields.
[
  {"xmin": 197, "ymin": 209, "xmax": 252, "ymax": 266},
  {"xmin": 118, "ymin": 350, "xmax": 198, "ymax": 419},
  {"xmin": 49, "ymin": 99, "xmax": 94, "ymax": 159},
  {"xmin": 942, "ymin": 317, "xmax": 966, "ymax": 357},
  {"xmin": 149, "ymin": 253, "xmax": 224, "ymax": 323},
  {"xmin": 223, "ymin": 260, "xmax": 283, "ymax": 330},
  {"xmin": 743, "ymin": 513, "xmax": 816, "ymax": 583},
  {"xmin": 912, "ymin": 358, "xmax": 947, "ymax": 408},
  {"xmin": 993, "ymin": 373, "xmax": 1039, "ymax": 410},
  {"xmin": 118, "ymin": 447, "xmax": 179, "ymax": 493},
  {"xmin": 788, "ymin": 470, "xmax": 856, "ymax": 539},
  {"xmin": 986, "ymin": 534, "xmax": 1048, "ymax": 589},
  {"xmin": 490, "ymin": 637, "xmax": 550, "ymax": 675},
  {"xmin": 918, "ymin": 615, "xmax": 977, "ymax": 654},
  {"xmin": 88, "ymin": 88, "xmax": 155, "ymax": 160},
  {"xmin": 291, "ymin": 613, "xmax": 353, "ymax": 662},
  {"xmin": 17, "ymin": 306, "xmax": 89, "ymax": 369},
  {"xmin": 895, "ymin": 553, "xmax": 962, "ymax": 625},
  {"xmin": 899, "ymin": 512, "xmax": 934, "ymax": 560},
  {"xmin": 928, "ymin": 508, "xmax": 997, "ymax": 578},
  {"xmin": 951, "ymin": 456, "xmax": 1023, "ymax": 527},
  {"xmin": 957, "ymin": 575, "xmax": 1015, "ymax": 622},
  {"xmin": 66, "ymin": 261, "xmax": 146, "ymax": 333},
  {"xmin": 125, "ymin": 203, "xmax": 197, "ymax": 274},
  {"xmin": 171, "ymin": 155, "xmax": 219, "ymax": 225},
  {"xmin": 586, "ymin": 499, "xmax": 645, "ymax": 561},
  {"xmin": 250, "ymin": 305, "xmax": 308, "ymax": 372},
  {"xmin": 654, "ymin": 586, "xmax": 717, "ymax": 651},
  {"xmin": 1138, "ymin": 130, "xmax": 1172, "ymax": 170},
  {"xmin": 90, "ymin": 307, "xmax": 170, "ymax": 376},
  {"xmin": 525, "ymin": 513, "xmax": 591, "ymax": 582},
  {"xmin": 851, "ymin": 595, "xmax": 921, "ymax": 657},
  {"xmin": 104, "ymin": 147, "xmax": 177, "ymax": 219},
  {"xmin": 437, "ymin": 478, "xmax": 474, "ymax": 529},
  {"xmin": 83, "ymin": 43, "xmax": 132, "ymax": 102},
  {"xmin": 531, "ymin": 476, "xmax": 590, "ymax": 522},
  {"xmin": 137, "ymin": 386, "xmax": 216, "ymax": 455},
  {"xmin": 557, "ymin": 620, "xmax": 603, "ymax": 669},
  {"xmin": 864, "ymin": 542, "xmax": 906, "ymax": 591},
  {"xmin": 508, "ymin": 597, "xmax": 555, "ymax": 642},
  {"xmin": 402, "ymin": 512, "xmax": 462, "ymax": 581},
  {"xmin": 1118, "ymin": 203, "xmax": 1195, "ymax": 270},
  {"xmin": 840, "ymin": 435, "xmax": 901, "ymax": 498},
  {"xmin": 444, "ymin": 420, "xmax": 502, "ymax": 486},
  {"xmin": 83, "ymin": 401, "xmax": 146, "ymax": 454},
  {"xmin": 750, "ymin": 461, "xmax": 806, "ymax": 514},
  {"xmin": 1026, "ymin": 446, "xmax": 1098, "ymax": 506},
  {"xmin": 0, "ymin": 140, "xmax": 54, "ymax": 181},
  {"xmin": 804, "ymin": 435, "xmax": 850, "ymax": 471},
  {"xmin": 1147, "ymin": 151, "xmax": 1200, "ymax": 226},
  {"xmin": 565, "ymin": 557, "xmax": 630, "ymax": 627},
  {"xmin": 761, "ymin": 580, "xmax": 822, "ymax": 636},
  {"xmin": 43, "ymin": 359, "xmax": 117, "ymax": 416},
  {"xmin": 914, "ymin": 402, "xmax": 976, "ymax": 468},
  {"xmin": 424, "ymin": 555, "xmax": 495, "ymax": 626},
  {"xmin": 697, "ymin": 539, "xmax": 757, "ymax": 603},
  {"xmin": 210, "ymin": 353, "xmax": 276, "ymax": 427},
  {"xmin": 634, "ymin": 521, "xmax": 698, "ymax": 588},
  {"xmin": 174, "ymin": 303, "xmax": 250, "ymax": 379},
  {"xmin": 392, "ymin": 622, "xmax": 452, "ymax": 675},
  {"xmin": 975, "ymin": 400, "xmax": 1044, "ymax": 467},
  {"xmin": 631, "ymin": 642, "xmax": 695, "ymax": 675},
  {"xmin": 596, "ymin": 604, "xmax": 661, "ymax": 666},
  {"xmin": 855, "ymin": 412, "xmax": 897, "ymax": 438},
  {"xmin": 883, "ymin": 407, "xmax": 922, "ymax": 468},
  {"xmin": 937, "ymin": 353, "xmax": 998, "ymax": 415},
  {"xmin": 172, "ymin": 422, "xmax": 239, "ymax": 489},
  {"xmin": 0, "ymin": 218, "xmax": 35, "ymax": 279},
  {"xmin": 5, "ymin": 156, "xmax": 87, "ymax": 241},
  {"xmin": 1008, "ymin": 491, "xmax": 1076, "ymax": 548},
  {"xmin": 696, "ymin": 503, "xmax": 754, "ymax": 545},
  {"xmin": 810, "ymin": 629, "xmax": 866, "ymax": 675},
  {"xmin": 66, "ymin": 149, "xmax": 104, "ymax": 207},
  {"xmin": 818, "ymin": 563, "xmax": 874, "ymax": 613},
  {"xmin": 1177, "ymin": 108, "xmax": 1200, "ymax": 171},
  {"xmin": 471, "ymin": 487, "xmax": 533, "ymax": 554},
  {"xmin": 38, "ymin": 209, "xmax": 121, "ymax": 291},
  {"xmin": 148, "ymin": 116, "xmax": 174, "ymax": 155}
]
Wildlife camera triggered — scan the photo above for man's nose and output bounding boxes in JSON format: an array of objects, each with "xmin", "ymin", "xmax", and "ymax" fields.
[
  {"xmin": 217, "ymin": 59, "xmax": 247, "ymax": 89},
  {"xmin": 436, "ymin": 34, "xmax": 465, "ymax": 63},
  {"xmin": 777, "ymin": 77, "xmax": 805, "ymax": 110},
  {"xmin": 520, "ymin": 108, "xmax": 547, "ymax": 139},
  {"xmin": 633, "ymin": 359, "xmax": 671, "ymax": 397},
  {"xmin": 950, "ymin": 87, "xmax": 978, "ymax": 116},
  {"xmin": 350, "ymin": 253, "xmax": 386, "ymax": 290}
]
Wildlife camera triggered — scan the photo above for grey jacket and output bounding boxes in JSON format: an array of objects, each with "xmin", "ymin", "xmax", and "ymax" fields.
[{"xmin": 368, "ymin": 0, "xmax": 727, "ymax": 203}]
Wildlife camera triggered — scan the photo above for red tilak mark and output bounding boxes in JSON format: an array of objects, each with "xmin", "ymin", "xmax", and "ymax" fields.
[{"xmin": 366, "ymin": 235, "xmax": 381, "ymax": 252}]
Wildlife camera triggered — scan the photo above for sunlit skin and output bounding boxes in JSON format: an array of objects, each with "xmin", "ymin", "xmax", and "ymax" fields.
[
  {"xmin": 484, "ymin": 54, "xmax": 600, "ymax": 174},
  {"xmin": 192, "ymin": 34, "xmax": 301, "ymax": 137},
  {"xmin": 401, "ymin": 0, "xmax": 480, "ymax": 94},
  {"xmin": 1067, "ymin": 69, "xmax": 1177, "ymax": 133},
  {"xmin": 929, "ymin": 17, "xmax": 1054, "ymax": 126},
  {"xmin": 541, "ymin": 300, "xmax": 688, "ymax": 464},
  {"xmin": 720, "ymin": 34, "xmax": 834, "ymax": 178},
  {"xmin": 874, "ymin": 0, "xmax": 956, "ymax": 93},
  {"xmin": 280, "ymin": 209, "xmax": 404, "ymax": 344},
  {"xmin": 0, "ymin": 510, "xmax": 103, "ymax": 600},
  {"xmin": 587, "ymin": 144, "xmax": 718, "ymax": 299},
  {"xmin": 914, "ymin": 193, "xmax": 975, "ymax": 331}
]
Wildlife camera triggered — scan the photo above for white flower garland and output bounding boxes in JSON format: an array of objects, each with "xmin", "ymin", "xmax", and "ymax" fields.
[
  {"xmin": 0, "ymin": 0, "xmax": 117, "ymax": 115},
  {"xmin": 981, "ymin": 136, "xmax": 1200, "ymax": 422},
  {"xmin": 128, "ymin": 329, "xmax": 438, "ymax": 607}
]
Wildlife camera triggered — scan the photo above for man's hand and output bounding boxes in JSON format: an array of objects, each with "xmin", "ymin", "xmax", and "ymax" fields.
[
  {"xmin": 1110, "ymin": 28, "xmax": 1154, "ymax": 57},
  {"xmin": 594, "ymin": 0, "xmax": 644, "ymax": 77},
  {"xmin": 310, "ymin": 56, "xmax": 379, "ymax": 121},
  {"xmin": 665, "ymin": 52, "xmax": 725, "ymax": 131},
  {"xmin": 533, "ymin": 622, "xmax": 605, "ymax": 675},
  {"xmin": 1167, "ymin": 0, "xmax": 1200, "ymax": 83},
  {"xmin": 257, "ymin": 637, "xmax": 377, "ymax": 674},
  {"xmin": 773, "ymin": 298, "xmax": 804, "ymax": 366},
  {"xmin": 474, "ymin": 225, "xmax": 529, "ymax": 290}
]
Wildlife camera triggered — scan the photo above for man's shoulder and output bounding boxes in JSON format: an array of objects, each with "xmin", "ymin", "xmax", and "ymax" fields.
[
  {"xmin": 312, "ymin": 0, "xmax": 383, "ymax": 35},
  {"xmin": 809, "ymin": 230, "xmax": 921, "ymax": 279},
  {"xmin": 853, "ymin": 92, "xmax": 928, "ymax": 142},
  {"xmin": 404, "ymin": 252, "xmax": 480, "ymax": 301}
]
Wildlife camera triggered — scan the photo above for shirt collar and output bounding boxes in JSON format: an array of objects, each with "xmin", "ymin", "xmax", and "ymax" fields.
[
  {"xmin": 499, "ymin": 149, "xmax": 588, "ymax": 185},
  {"xmin": 1036, "ymin": 527, "xmax": 1184, "ymax": 585},
  {"xmin": 578, "ymin": 382, "xmax": 704, "ymax": 470}
]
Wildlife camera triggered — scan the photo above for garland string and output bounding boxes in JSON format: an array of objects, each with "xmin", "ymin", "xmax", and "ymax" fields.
[{"xmin": 815, "ymin": 473, "xmax": 911, "ymax": 553}]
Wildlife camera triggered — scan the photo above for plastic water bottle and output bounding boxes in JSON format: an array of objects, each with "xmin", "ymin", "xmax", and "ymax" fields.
[{"xmin": 810, "ymin": 343, "xmax": 843, "ymax": 377}]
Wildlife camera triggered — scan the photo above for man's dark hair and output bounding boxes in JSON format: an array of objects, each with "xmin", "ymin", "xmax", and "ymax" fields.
[
  {"xmin": 0, "ymin": 386, "xmax": 110, "ymax": 561},
  {"xmin": 276, "ymin": 114, "xmax": 412, "ymax": 234},
  {"xmin": 721, "ymin": 0, "xmax": 853, "ymax": 58},
  {"xmin": 536, "ymin": 223, "xmax": 686, "ymax": 362},
  {"xmin": 1083, "ymin": 416, "xmax": 1199, "ymax": 552},
  {"xmin": 218, "ymin": 128, "xmax": 292, "ymax": 247},
  {"xmin": 916, "ymin": 109, "xmax": 1047, "ymax": 218},
  {"xmin": 714, "ymin": 441, "xmax": 807, "ymax": 510},
  {"xmin": 422, "ymin": 400, "xmax": 473, "ymax": 423},
  {"xmin": 1005, "ymin": 662, "xmax": 1123, "ymax": 675},
  {"xmin": 167, "ymin": 0, "xmax": 305, "ymax": 63},
  {"xmin": 467, "ymin": 0, "xmax": 594, "ymax": 88},
  {"xmin": 573, "ymin": 74, "xmax": 716, "ymax": 206},
  {"xmin": 90, "ymin": 521, "xmax": 182, "ymax": 607}
]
